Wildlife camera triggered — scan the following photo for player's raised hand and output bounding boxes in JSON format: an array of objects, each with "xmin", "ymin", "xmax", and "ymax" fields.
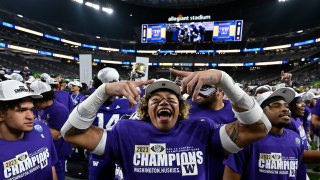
[
  {"xmin": 170, "ymin": 68, "xmax": 222, "ymax": 100},
  {"xmin": 280, "ymin": 70, "xmax": 293, "ymax": 86},
  {"xmin": 105, "ymin": 80, "xmax": 154, "ymax": 105}
]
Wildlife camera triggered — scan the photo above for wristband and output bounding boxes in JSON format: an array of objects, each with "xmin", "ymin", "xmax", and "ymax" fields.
[
  {"xmin": 219, "ymin": 125, "xmax": 243, "ymax": 153},
  {"xmin": 91, "ymin": 130, "xmax": 107, "ymax": 156}
]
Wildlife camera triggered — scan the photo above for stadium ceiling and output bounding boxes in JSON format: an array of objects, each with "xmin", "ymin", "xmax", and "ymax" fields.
[{"xmin": 119, "ymin": 0, "xmax": 236, "ymax": 9}]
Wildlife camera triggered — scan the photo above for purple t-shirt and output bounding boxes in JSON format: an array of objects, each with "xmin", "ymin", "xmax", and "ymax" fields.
[
  {"xmin": 301, "ymin": 106, "xmax": 311, "ymax": 134},
  {"xmin": 89, "ymin": 98, "xmax": 136, "ymax": 180},
  {"xmin": 188, "ymin": 99, "xmax": 236, "ymax": 180},
  {"xmin": 312, "ymin": 99, "xmax": 320, "ymax": 116},
  {"xmin": 104, "ymin": 117, "xmax": 221, "ymax": 180},
  {"xmin": 287, "ymin": 117, "xmax": 309, "ymax": 180},
  {"xmin": 312, "ymin": 100, "xmax": 320, "ymax": 135},
  {"xmin": 39, "ymin": 100, "xmax": 72, "ymax": 159},
  {"xmin": 224, "ymin": 129, "xmax": 304, "ymax": 180},
  {"xmin": 188, "ymin": 99, "xmax": 236, "ymax": 127},
  {"xmin": 0, "ymin": 121, "xmax": 58, "ymax": 180},
  {"xmin": 54, "ymin": 90, "xmax": 73, "ymax": 112}
]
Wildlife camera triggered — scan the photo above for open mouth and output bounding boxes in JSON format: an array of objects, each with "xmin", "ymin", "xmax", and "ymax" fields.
[
  {"xmin": 279, "ymin": 114, "xmax": 290, "ymax": 121},
  {"xmin": 157, "ymin": 108, "xmax": 172, "ymax": 121}
]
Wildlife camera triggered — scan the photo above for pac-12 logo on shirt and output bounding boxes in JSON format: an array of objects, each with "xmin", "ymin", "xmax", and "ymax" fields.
[
  {"xmin": 150, "ymin": 143, "xmax": 166, "ymax": 154},
  {"xmin": 34, "ymin": 124, "xmax": 43, "ymax": 133}
]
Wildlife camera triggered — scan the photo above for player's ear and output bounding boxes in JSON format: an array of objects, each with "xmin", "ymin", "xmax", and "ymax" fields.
[{"xmin": 0, "ymin": 113, "xmax": 5, "ymax": 122}]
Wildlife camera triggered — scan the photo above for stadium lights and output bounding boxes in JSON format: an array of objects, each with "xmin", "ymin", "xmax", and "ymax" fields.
[
  {"xmin": 8, "ymin": 45, "xmax": 37, "ymax": 54},
  {"xmin": 85, "ymin": 2, "xmax": 100, "ymax": 10},
  {"xmin": 278, "ymin": 0, "xmax": 288, "ymax": 2},
  {"xmin": 72, "ymin": 0, "xmax": 83, "ymax": 4},
  {"xmin": 96, "ymin": 36, "xmax": 100, "ymax": 39},
  {"xmin": 57, "ymin": 27, "xmax": 62, "ymax": 31},
  {"xmin": 102, "ymin": 7, "xmax": 114, "ymax": 14},
  {"xmin": 15, "ymin": 26, "xmax": 43, "ymax": 36},
  {"xmin": 17, "ymin": 14, "xmax": 23, "ymax": 18}
]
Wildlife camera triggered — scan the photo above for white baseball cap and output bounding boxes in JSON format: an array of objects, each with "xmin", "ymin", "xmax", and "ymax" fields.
[
  {"xmin": 145, "ymin": 78, "xmax": 181, "ymax": 98},
  {"xmin": 30, "ymin": 81, "xmax": 51, "ymax": 94},
  {"xmin": 69, "ymin": 81, "xmax": 82, "ymax": 88},
  {"xmin": 97, "ymin": 67, "xmax": 119, "ymax": 83},
  {"xmin": 302, "ymin": 91, "xmax": 315, "ymax": 101},
  {"xmin": 47, "ymin": 78, "xmax": 58, "ymax": 85},
  {"xmin": 256, "ymin": 87, "xmax": 296, "ymax": 107},
  {"xmin": 4, "ymin": 73, "xmax": 23, "ymax": 82},
  {"xmin": 40, "ymin": 73, "xmax": 51, "ymax": 81},
  {"xmin": 0, "ymin": 80, "xmax": 42, "ymax": 101},
  {"xmin": 255, "ymin": 85, "xmax": 272, "ymax": 95}
]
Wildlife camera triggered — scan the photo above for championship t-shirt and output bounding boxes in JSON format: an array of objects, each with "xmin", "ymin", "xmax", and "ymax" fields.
[
  {"xmin": 0, "ymin": 121, "xmax": 58, "ymax": 180},
  {"xmin": 104, "ymin": 117, "xmax": 221, "ymax": 180},
  {"xmin": 224, "ymin": 129, "xmax": 304, "ymax": 180}
]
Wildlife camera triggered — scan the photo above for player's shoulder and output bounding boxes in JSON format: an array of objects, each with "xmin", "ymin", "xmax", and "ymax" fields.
[
  {"xmin": 113, "ymin": 119, "xmax": 147, "ymax": 130},
  {"xmin": 31, "ymin": 120, "xmax": 52, "ymax": 137},
  {"xmin": 284, "ymin": 128, "xmax": 302, "ymax": 138},
  {"xmin": 182, "ymin": 117, "xmax": 219, "ymax": 129}
]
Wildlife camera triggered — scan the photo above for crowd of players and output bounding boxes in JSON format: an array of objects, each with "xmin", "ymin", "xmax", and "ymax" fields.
[
  {"xmin": 1, "ymin": 63, "xmax": 320, "ymax": 180},
  {"xmin": 171, "ymin": 22, "xmax": 206, "ymax": 43}
]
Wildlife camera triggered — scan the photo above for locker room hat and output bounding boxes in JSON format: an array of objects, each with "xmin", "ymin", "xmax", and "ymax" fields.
[
  {"xmin": 145, "ymin": 78, "xmax": 181, "ymax": 98},
  {"xmin": 97, "ymin": 67, "xmax": 119, "ymax": 83},
  {"xmin": 256, "ymin": 87, "xmax": 295, "ymax": 108},
  {"xmin": 301, "ymin": 91, "xmax": 315, "ymax": 101},
  {"xmin": 40, "ymin": 73, "xmax": 51, "ymax": 82},
  {"xmin": 0, "ymin": 80, "xmax": 42, "ymax": 101},
  {"xmin": 4, "ymin": 73, "xmax": 23, "ymax": 82},
  {"xmin": 69, "ymin": 81, "xmax": 82, "ymax": 88},
  {"xmin": 47, "ymin": 78, "xmax": 59, "ymax": 85},
  {"xmin": 30, "ymin": 81, "xmax": 51, "ymax": 94},
  {"xmin": 255, "ymin": 85, "xmax": 272, "ymax": 95}
]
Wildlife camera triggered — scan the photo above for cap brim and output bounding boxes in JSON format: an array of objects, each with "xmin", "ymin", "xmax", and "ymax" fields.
[
  {"xmin": 314, "ymin": 94, "xmax": 320, "ymax": 99},
  {"xmin": 4, "ymin": 74, "xmax": 11, "ymax": 79},
  {"xmin": 0, "ymin": 92, "xmax": 42, "ymax": 101},
  {"xmin": 146, "ymin": 80, "xmax": 181, "ymax": 98}
]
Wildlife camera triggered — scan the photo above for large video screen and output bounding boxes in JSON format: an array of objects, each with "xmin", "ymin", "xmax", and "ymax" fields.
[
  {"xmin": 141, "ymin": 24, "xmax": 166, "ymax": 43},
  {"xmin": 141, "ymin": 20, "xmax": 243, "ymax": 43},
  {"xmin": 166, "ymin": 22, "xmax": 213, "ymax": 43},
  {"xmin": 212, "ymin": 20, "xmax": 243, "ymax": 42}
]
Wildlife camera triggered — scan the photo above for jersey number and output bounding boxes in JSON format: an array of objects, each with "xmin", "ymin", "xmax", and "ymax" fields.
[{"xmin": 97, "ymin": 113, "xmax": 120, "ymax": 131}]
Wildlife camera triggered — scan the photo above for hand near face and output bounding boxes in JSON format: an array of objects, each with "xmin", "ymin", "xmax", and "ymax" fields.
[
  {"xmin": 170, "ymin": 68, "xmax": 222, "ymax": 101},
  {"xmin": 281, "ymin": 70, "xmax": 292, "ymax": 85},
  {"xmin": 105, "ymin": 80, "xmax": 154, "ymax": 106}
]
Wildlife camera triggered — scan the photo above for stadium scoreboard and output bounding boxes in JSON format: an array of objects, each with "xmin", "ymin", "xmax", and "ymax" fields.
[
  {"xmin": 141, "ymin": 24, "xmax": 166, "ymax": 43},
  {"xmin": 212, "ymin": 20, "xmax": 243, "ymax": 42},
  {"xmin": 141, "ymin": 20, "xmax": 243, "ymax": 43}
]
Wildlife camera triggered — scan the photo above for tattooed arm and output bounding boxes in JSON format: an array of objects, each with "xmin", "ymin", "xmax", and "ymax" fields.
[
  {"xmin": 225, "ymin": 105, "xmax": 268, "ymax": 147},
  {"xmin": 64, "ymin": 126, "xmax": 104, "ymax": 151},
  {"xmin": 61, "ymin": 80, "xmax": 154, "ymax": 154},
  {"xmin": 170, "ymin": 68, "xmax": 270, "ymax": 153}
]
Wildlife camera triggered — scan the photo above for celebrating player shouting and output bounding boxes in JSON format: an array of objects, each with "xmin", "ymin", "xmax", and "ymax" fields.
[{"xmin": 61, "ymin": 69, "xmax": 271, "ymax": 179}]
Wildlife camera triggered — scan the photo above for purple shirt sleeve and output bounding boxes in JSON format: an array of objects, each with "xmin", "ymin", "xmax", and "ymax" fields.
[{"xmin": 312, "ymin": 99, "xmax": 320, "ymax": 116}]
